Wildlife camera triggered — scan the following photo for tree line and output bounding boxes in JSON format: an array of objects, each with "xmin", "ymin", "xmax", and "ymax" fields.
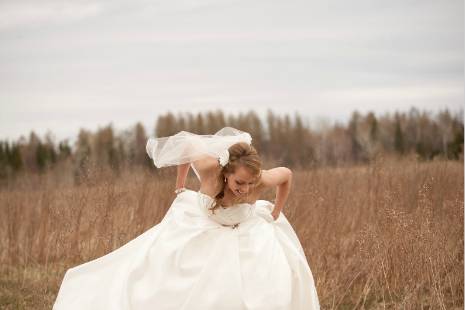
[{"xmin": 0, "ymin": 108, "xmax": 462, "ymax": 181}]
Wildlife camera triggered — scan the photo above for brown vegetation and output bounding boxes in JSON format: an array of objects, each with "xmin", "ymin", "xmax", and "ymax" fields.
[{"xmin": 0, "ymin": 157, "xmax": 463, "ymax": 309}]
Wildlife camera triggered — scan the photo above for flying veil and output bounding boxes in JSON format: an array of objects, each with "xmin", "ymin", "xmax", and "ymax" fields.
[{"xmin": 146, "ymin": 127, "xmax": 252, "ymax": 168}]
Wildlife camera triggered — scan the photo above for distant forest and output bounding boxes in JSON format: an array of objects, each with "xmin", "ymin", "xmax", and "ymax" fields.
[{"xmin": 0, "ymin": 108, "xmax": 463, "ymax": 181}]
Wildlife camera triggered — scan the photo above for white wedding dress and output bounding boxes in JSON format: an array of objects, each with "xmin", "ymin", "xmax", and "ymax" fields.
[{"xmin": 53, "ymin": 187, "xmax": 320, "ymax": 309}]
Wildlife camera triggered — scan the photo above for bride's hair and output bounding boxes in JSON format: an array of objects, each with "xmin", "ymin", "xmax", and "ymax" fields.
[{"xmin": 209, "ymin": 142, "xmax": 261, "ymax": 213}]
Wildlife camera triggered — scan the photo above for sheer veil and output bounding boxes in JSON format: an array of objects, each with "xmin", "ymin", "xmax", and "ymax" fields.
[{"xmin": 146, "ymin": 127, "xmax": 252, "ymax": 169}]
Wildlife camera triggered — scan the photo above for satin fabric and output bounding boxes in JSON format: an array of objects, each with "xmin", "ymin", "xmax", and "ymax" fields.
[{"xmin": 53, "ymin": 189, "xmax": 320, "ymax": 310}]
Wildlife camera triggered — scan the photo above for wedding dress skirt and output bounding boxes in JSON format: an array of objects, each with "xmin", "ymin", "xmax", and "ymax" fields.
[{"xmin": 53, "ymin": 189, "xmax": 320, "ymax": 310}]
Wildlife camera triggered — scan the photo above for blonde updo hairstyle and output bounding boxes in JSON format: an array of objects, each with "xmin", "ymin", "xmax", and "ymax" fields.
[{"xmin": 209, "ymin": 142, "xmax": 262, "ymax": 213}]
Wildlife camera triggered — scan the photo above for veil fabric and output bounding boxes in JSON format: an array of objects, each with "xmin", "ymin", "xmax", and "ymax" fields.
[{"xmin": 146, "ymin": 127, "xmax": 252, "ymax": 168}]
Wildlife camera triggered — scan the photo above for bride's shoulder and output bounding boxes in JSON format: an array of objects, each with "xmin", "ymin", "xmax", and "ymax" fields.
[
  {"xmin": 258, "ymin": 167, "xmax": 293, "ymax": 188},
  {"xmin": 192, "ymin": 156, "xmax": 220, "ymax": 178}
]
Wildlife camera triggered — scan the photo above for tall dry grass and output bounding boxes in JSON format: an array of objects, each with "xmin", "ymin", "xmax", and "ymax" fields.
[{"xmin": 0, "ymin": 158, "xmax": 463, "ymax": 309}]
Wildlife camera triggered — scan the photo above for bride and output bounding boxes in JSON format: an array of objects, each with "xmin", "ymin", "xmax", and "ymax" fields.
[{"xmin": 53, "ymin": 127, "xmax": 320, "ymax": 310}]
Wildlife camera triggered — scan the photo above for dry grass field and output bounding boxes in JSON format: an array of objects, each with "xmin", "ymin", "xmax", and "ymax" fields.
[{"xmin": 0, "ymin": 158, "xmax": 463, "ymax": 309}]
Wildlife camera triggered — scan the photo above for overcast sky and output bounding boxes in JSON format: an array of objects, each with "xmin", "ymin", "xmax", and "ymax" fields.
[{"xmin": 0, "ymin": 0, "xmax": 463, "ymax": 143}]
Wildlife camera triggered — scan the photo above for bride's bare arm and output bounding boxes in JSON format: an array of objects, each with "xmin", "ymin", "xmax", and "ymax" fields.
[
  {"xmin": 192, "ymin": 156, "xmax": 219, "ymax": 179},
  {"xmin": 174, "ymin": 157, "xmax": 219, "ymax": 193},
  {"xmin": 174, "ymin": 137, "xmax": 217, "ymax": 191},
  {"xmin": 175, "ymin": 163, "xmax": 190, "ymax": 191},
  {"xmin": 192, "ymin": 156, "xmax": 218, "ymax": 172},
  {"xmin": 260, "ymin": 167, "xmax": 293, "ymax": 220}
]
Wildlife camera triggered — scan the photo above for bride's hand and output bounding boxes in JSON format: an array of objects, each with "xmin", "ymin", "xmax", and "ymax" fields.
[
  {"xmin": 263, "ymin": 203, "xmax": 279, "ymax": 222},
  {"xmin": 271, "ymin": 210, "xmax": 280, "ymax": 221},
  {"xmin": 174, "ymin": 187, "xmax": 187, "ymax": 195},
  {"xmin": 258, "ymin": 167, "xmax": 292, "ymax": 221}
]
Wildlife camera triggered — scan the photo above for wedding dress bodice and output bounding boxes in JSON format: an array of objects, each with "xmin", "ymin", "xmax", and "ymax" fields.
[{"xmin": 197, "ymin": 191, "xmax": 255, "ymax": 226}]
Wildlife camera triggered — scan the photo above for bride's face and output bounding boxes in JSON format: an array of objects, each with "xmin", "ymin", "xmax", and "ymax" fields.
[{"xmin": 225, "ymin": 166, "xmax": 257, "ymax": 197}]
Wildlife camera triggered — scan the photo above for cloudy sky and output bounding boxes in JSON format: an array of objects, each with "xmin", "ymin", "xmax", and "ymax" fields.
[{"xmin": 0, "ymin": 0, "xmax": 463, "ymax": 142}]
